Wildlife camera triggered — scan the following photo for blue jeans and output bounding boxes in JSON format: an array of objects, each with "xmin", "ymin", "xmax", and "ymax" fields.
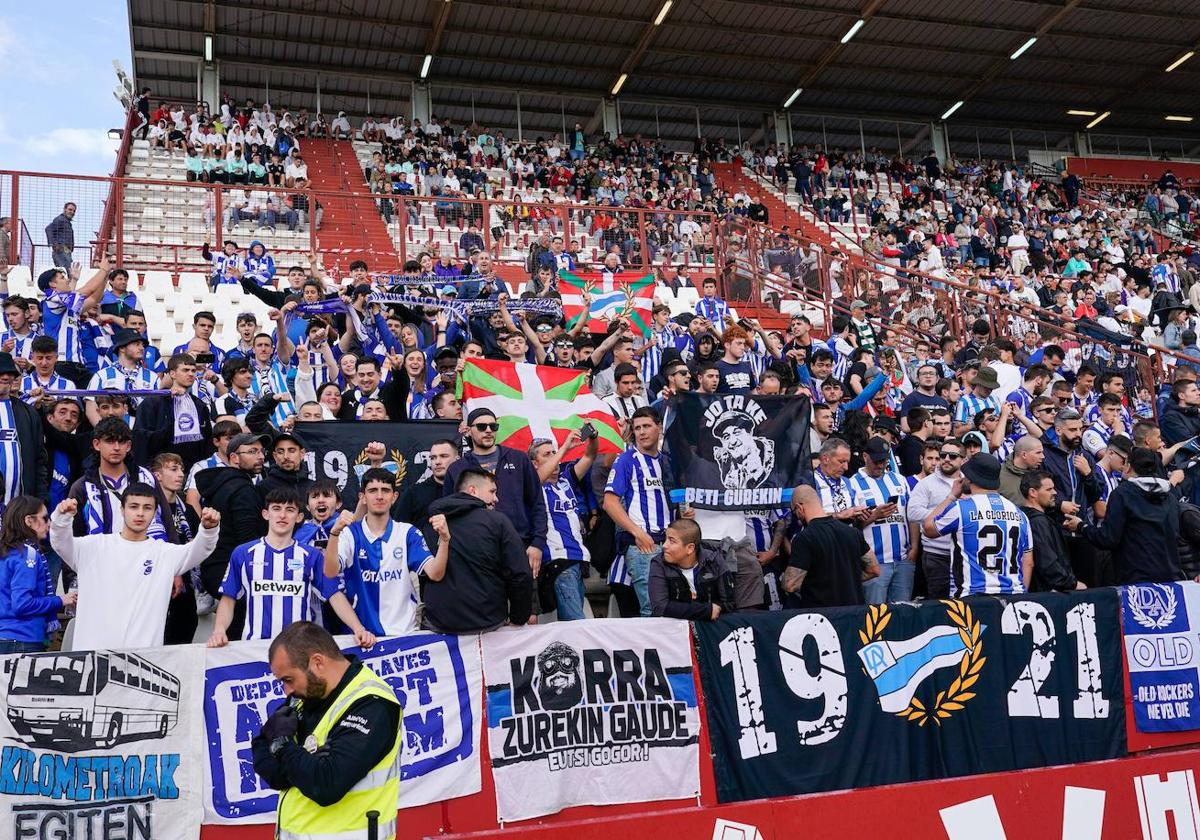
[
  {"xmin": 51, "ymin": 249, "xmax": 73, "ymax": 270},
  {"xmin": 864, "ymin": 560, "xmax": 915, "ymax": 605},
  {"xmin": 625, "ymin": 546, "xmax": 658, "ymax": 617},
  {"xmin": 554, "ymin": 563, "xmax": 586, "ymax": 621},
  {"xmin": 0, "ymin": 639, "xmax": 47, "ymax": 654}
]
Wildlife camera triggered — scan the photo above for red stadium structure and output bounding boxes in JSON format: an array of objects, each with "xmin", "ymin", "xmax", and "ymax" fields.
[{"xmin": 5, "ymin": 2, "xmax": 1200, "ymax": 839}]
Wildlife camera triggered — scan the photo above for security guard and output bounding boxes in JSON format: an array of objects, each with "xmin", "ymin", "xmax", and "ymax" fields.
[{"xmin": 252, "ymin": 621, "xmax": 403, "ymax": 840}]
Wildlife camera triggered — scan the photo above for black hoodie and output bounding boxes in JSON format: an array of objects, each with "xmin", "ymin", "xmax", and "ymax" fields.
[
  {"xmin": 1020, "ymin": 505, "xmax": 1078, "ymax": 592},
  {"xmin": 423, "ymin": 492, "xmax": 532, "ymax": 632},
  {"xmin": 194, "ymin": 466, "xmax": 267, "ymax": 594},
  {"xmin": 1080, "ymin": 476, "xmax": 1182, "ymax": 585}
]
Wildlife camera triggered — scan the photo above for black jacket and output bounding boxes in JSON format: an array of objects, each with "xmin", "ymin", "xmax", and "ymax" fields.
[
  {"xmin": 1160, "ymin": 401, "xmax": 1200, "ymax": 447},
  {"xmin": 1178, "ymin": 501, "xmax": 1200, "ymax": 579},
  {"xmin": 1081, "ymin": 476, "xmax": 1183, "ymax": 585},
  {"xmin": 6, "ymin": 397, "xmax": 48, "ymax": 499},
  {"xmin": 257, "ymin": 461, "xmax": 314, "ymax": 501},
  {"xmin": 648, "ymin": 547, "xmax": 732, "ymax": 621},
  {"xmin": 132, "ymin": 392, "xmax": 214, "ymax": 470},
  {"xmin": 193, "ymin": 466, "xmax": 267, "ymax": 592},
  {"xmin": 1041, "ymin": 439, "xmax": 1102, "ymax": 513},
  {"xmin": 393, "ymin": 476, "xmax": 445, "ymax": 548},
  {"xmin": 338, "ymin": 370, "xmax": 410, "ymax": 422},
  {"xmin": 443, "ymin": 447, "xmax": 548, "ymax": 546},
  {"xmin": 423, "ymin": 492, "xmax": 532, "ymax": 632},
  {"xmin": 1021, "ymin": 506, "xmax": 1078, "ymax": 592},
  {"xmin": 251, "ymin": 659, "xmax": 401, "ymax": 807}
]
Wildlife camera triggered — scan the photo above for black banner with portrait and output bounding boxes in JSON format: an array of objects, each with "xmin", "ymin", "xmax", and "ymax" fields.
[
  {"xmin": 292, "ymin": 420, "xmax": 461, "ymax": 499},
  {"xmin": 692, "ymin": 590, "xmax": 1127, "ymax": 803},
  {"xmin": 662, "ymin": 393, "xmax": 811, "ymax": 511}
]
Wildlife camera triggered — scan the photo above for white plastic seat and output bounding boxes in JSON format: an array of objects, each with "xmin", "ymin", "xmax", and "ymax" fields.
[{"xmin": 6, "ymin": 266, "xmax": 32, "ymax": 296}]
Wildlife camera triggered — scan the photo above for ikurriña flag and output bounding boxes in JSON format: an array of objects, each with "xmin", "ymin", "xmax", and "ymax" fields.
[
  {"xmin": 557, "ymin": 270, "xmax": 655, "ymax": 336},
  {"xmin": 457, "ymin": 359, "xmax": 624, "ymax": 457}
]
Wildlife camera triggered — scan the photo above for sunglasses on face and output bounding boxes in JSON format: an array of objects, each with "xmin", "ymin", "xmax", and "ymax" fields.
[
  {"xmin": 472, "ymin": 422, "xmax": 500, "ymax": 432},
  {"xmin": 939, "ymin": 452, "xmax": 963, "ymax": 460}
]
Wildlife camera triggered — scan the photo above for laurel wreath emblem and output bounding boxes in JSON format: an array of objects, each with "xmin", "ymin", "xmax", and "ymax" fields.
[
  {"xmin": 354, "ymin": 448, "xmax": 407, "ymax": 487},
  {"xmin": 860, "ymin": 600, "xmax": 986, "ymax": 727},
  {"xmin": 1126, "ymin": 583, "xmax": 1178, "ymax": 630}
]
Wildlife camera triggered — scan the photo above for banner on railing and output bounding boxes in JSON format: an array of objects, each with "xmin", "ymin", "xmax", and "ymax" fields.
[
  {"xmin": 202, "ymin": 632, "xmax": 483, "ymax": 824},
  {"xmin": 663, "ymin": 393, "xmax": 811, "ymax": 511},
  {"xmin": 694, "ymin": 591, "xmax": 1126, "ymax": 803},
  {"xmin": 0, "ymin": 646, "xmax": 206, "ymax": 840},
  {"xmin": 1122, "ymin": 582, "xmax": 1200, "ymax": 733},
  {"xmin": 480, "ymin": 620, "xmax": 701, "ymax": 822}
]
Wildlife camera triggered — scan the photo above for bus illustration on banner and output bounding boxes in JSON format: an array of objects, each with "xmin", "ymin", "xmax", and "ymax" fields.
[{"xmin": 6, "ymin": 651, "xmax": 181, "ymax": 752}]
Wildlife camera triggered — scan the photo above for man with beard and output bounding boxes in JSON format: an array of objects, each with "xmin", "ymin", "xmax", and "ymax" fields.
[
  {"xmin": 1041, "ymin": 408, "xmax": 1104, "ymax": 585},
  {"xmin": 256, "ymin": 431, "xmax": 313, "ymax": 500},
  {"xmin": 1019, "ymin": 470, "xmax": 1083, "ymax": 593},
  {"xmin": 252, "ymin": 622, "xmax": 403, "ymax": 840},
  {"xmin": 535, "ymin": 641, "xmax": 583, "ymax": 710},
  {"xmin": 85, "ymin": 329, "xmax": 158, "ymax": 425}
]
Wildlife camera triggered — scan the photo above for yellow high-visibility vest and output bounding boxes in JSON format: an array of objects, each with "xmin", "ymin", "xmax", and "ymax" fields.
[{"xmin": 277, "ymin": 664, "xmax": 403, "ymax": 840}]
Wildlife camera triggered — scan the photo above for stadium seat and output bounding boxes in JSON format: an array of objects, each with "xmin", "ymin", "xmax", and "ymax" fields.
[
  {"xmin": 7, "ymin": 266, "xmax": 32, "ymax": 297},
  {"xmin": 177, "ymin": 273, "xmax": 209, "ymax": 301},
  {"xmin": 676, "ymin": 287, "xmax": 699, "ymax": 310},
  {"xmin": 141, "ymin": 271, "xmax": 173, "ymax": 301}
]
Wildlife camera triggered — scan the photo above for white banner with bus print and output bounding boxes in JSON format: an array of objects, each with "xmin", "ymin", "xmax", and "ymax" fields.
[
  {"xmin": 202, "ymin": 632, "xmax": 484, "ymax": 824},
  {"xmin": 0, "ymin": 645, "xmax": 206, "ymax": 840}
]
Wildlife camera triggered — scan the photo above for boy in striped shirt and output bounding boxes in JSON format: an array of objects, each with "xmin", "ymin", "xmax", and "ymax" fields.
[
  {"xmin": 37, "ymin": 257, "xmax": 110, "ymax": 384},
  {"xmin": 530, "ymin": 428, "xmax": 599, "ymax": 621},
  {"xmin": 849, "ymin": 439, "xmax": 918, "ymax": 604},
  {"xmin": 207, "ymin": 488, "xmax": 375, "ymax": 647}
]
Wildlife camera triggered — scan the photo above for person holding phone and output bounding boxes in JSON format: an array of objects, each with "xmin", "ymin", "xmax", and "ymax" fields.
[{"xmin": 849, "ymin": 438, "xmax": 918, "ymax": 604}]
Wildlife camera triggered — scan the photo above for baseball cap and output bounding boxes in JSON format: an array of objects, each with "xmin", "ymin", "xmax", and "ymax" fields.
[
  {"xmin": 466, "ymin": 407, "xmax": 497, "ymax": 425},
  {"xmin": 863, "ymin": 437, "xmax": 892, "ymax": 463},
  {"xmin": 226, "ymin": 432, "xmax": 270, "ymax": 457}
]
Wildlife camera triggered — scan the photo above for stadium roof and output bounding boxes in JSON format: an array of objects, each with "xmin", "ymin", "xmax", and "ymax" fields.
[{"xmin": 129, "ymin": 0, "xmax": 1200, "ymax": 157}]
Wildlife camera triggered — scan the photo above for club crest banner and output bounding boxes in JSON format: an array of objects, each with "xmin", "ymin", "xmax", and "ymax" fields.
[
  {"xmin": 662, "ymin": 393, "xmax": 811, "ymax": 510},
  {"xmin": 0, "ymin": 645, "xmax": 206, "ymax": 840},
  {"xmin": 202, "ymin": 633, "xmax": 483, "ymax": 823},
  {"xmin": 481, "ymin": 620, "xmax": 701, "ymax": 822},
  {"xmin": 1121, "ymin": 582, "xmax": 1200, "ymax": 732},
  {"xmin": 693, "ymin": 591, "xmax": 1126, "ymax": 803}
]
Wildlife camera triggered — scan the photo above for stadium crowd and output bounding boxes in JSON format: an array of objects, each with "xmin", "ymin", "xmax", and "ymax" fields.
[{"xmin": 5, "ymin": 102, "xmax": 1200, "ymax": 655}]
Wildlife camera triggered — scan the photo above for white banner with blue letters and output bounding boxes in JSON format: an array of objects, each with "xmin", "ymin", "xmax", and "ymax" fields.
[
  {"xmin": 0, "ymin": 645, "xmax": 206, "ymax": 840},
  {"xmin": 202, "ymin": 632, "xmax": 483, "ymax": 823},
  {"xmin": 1121, "ymin": 582, "xmax": 1200, "ymax": 731}
]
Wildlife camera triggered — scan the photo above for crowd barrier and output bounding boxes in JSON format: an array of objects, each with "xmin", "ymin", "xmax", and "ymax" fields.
[{"xmin": 5, "ymin": 585, "xmax": 1200, "ymax": 839}]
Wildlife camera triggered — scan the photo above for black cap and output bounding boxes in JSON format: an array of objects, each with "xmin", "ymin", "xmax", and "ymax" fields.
[
  {"xmin": 961, "ymin": 453, "xmax": 1001, "ymax": 490},
  {"xmin": 871, "ymin": 416, "xmax": 900, "ymax": 436},
  {"xmin": 0, "ymin": 353, "xmax": 18, "ymax": 377},
  {"xmin": 863, "ymin": 437, "xmax": 892, "ymax": 464},
  {"xmin": 466, "ymin": 407, "xmax": 496, "ymax": 425},
  {"xmin": 271, "ymin": 430, "xmax": 304, "ymax": 449},
  {"xmin": 433, "ymin": 346, "xmax": 460, "ymax": 362}
]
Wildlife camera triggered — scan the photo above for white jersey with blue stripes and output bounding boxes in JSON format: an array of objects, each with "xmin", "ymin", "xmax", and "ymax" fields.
[
  {"xmin": 935, "ymin": 492, "xmax": 1032, "ymax": 597},
  {"xmin": 605, "ymin": 448, "xmax": 670, "ymax": 536},
  {"xmin": 849, "ymin": 468, "xmax": 912, "ymax": 564},
  {"xmin": 42, "ymin": 291, "xmax": 85, "ymax": 364},
  {"xmin": 221, "ymin": 538, "xmax": 340, "ymax": 641},
  {"xmin": 0, "ymin": 400, "xmax": 22, "ymax": 504},
  {"xmin": 541, "ymin": 476, "xmax": 590, "ymax": 564}
]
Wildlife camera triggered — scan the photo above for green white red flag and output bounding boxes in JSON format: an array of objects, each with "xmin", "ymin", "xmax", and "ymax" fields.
[
  {"xmin": 456, "ymin": 359, "xmax": 625, "ymax": 457},
  {"xmin": 557, "ymin": 270, "xmax": 656, "ymax": 336}
]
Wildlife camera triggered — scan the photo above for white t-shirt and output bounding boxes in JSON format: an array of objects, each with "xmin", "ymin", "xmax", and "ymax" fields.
[
  {"xmin": 692, "ymin": 508, "xmax": 748, "ymax": 543},
  {"xmin": 50, "ymin": 515, "xmax": 219, "ymax": 651}
]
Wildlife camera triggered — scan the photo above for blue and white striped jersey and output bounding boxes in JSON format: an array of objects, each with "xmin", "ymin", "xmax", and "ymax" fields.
[
  {"xmin": 935, "ymin": 492, "xmax": 1032, "ymax": 597},
  {"xmin": 0, "ymin": 400, "xmax": 22, "ymax": 504},
  {"xmin": 812, "ymin": 468, "xmax": 858, "ymax": 515},
  {"xmin": 605, "ymin": 448, "xmax": 670, "ymax": 536},
  {"xmin": 0, "ymin": 330, "xmax": 36, "ymax": 362},
  {"xmin": 1084, "ymin": 402, "xmax": 1132, "ymax": 429},
  {"xmin": 1005, "ymin": 386, "xmax": 1036, "ymax": 418},
  {"xmin": 20, "ymin": 372, "xmax": 74, "ymax": 406},
  {"xmin": 221, "ymin": 538, "xmax": 341, "ymax": 641},
  {"xmin": 540, "ymin": 474, "xmax": 590, "ymax": 564},
  {"xmin": 1098, "ymin": 466, "xmax": 1123, "ymax": 504},
  {"xmin": 336, "ymin": 519, "xmax": 430, "ymax": 635},
  {"xmin": 41, "ymin": 292, "xmax": 86, "ymax": 364},
  {"xmin": 249, "ymin": 360, "xmax": 295, "ymax": 426},
  {"xmin": 849, "ymin": 468, "xmax": 912, "ymax": 564},
  {"xmin": 746, "ymin": 508, "xmax": 785, "ymax": 553},
  {"xmin": 954, "ymin": 391, "xmax": 999, "ymax": 425},
  {"xmin": 639, "ymin": 327, "xmax": 677, "ymax": 383},
  {"xmin": 695, "ymin": 296, "xmax": 731, "ymax": 331},
  {"xmin": 87, "ymin": 364, "xmax": 158, "ymax": 405},
  {"xmin": 1081, "ymin": 420, "xmax": 1116, "ymax": 457}
]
